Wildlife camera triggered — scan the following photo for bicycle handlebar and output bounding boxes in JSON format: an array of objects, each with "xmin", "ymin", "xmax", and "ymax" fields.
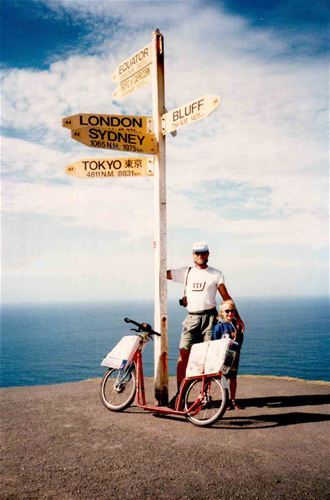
[{"xmin": 124, "ymin": 317, "xmax": 161, "ymax": 336}]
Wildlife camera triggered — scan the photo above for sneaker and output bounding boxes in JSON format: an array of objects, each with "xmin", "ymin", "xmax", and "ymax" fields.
[
  {"xmin": 226, "ymin": 401, "xmax": 235, "ymax": 411},
  {"xmin": 231, "ymin": 399, "xmax": 244, "ymax": 410}
]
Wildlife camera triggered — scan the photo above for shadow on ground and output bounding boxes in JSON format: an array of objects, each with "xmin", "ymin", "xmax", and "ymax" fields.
[
  {"xmin": 241, "ymin": 393, "xmax": 330, "ymax": 408},
  {"xmin": 215, "ymin": 411, "xmax": 330, "ymax": 430},
  {"xmin": 150, "ymin": 409, "xmax": 330, "ymax": 429},
  {"xmin": 131, "ymin": 393, "xmax": 330, "ymax": 429}
]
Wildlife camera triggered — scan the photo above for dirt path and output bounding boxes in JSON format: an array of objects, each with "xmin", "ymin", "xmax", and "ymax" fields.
[{"xmin": 1, "ymin": 376, "xmax": 329, "ymax": 499}]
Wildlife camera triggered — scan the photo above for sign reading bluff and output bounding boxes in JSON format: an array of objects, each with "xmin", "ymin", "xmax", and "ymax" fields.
[
  {"xmin": 71, "ymin": 127, "xmax": 157, "ymax": 155},
  {"xmin": 62, "ymin": 113, "xmax": 153, "ymax": 134},
  {"xmin": 65, "ymin": 157, "xmax": 155, "ymax": 178},
  {"xmin": 162, "ymin": 95, "xmax": 220, "ymax": 135}
]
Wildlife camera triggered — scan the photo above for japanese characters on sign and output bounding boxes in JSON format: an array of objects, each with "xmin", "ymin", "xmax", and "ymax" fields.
[{"xmin": 65, "ymin": 157, "xmax": 155, "ymax": 178}]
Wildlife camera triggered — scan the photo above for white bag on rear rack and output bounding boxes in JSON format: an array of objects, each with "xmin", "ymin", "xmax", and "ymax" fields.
[
  {"xmin": 101, "ymin": 335, "xmax": 140, "ymax": 370},
  {"xmin": 204, "ymin": 338, "xmax": 239, "ymax": 375},
  {"xmin": 186, "ymin": 338, "xmax": 239, "ymax": 377}
]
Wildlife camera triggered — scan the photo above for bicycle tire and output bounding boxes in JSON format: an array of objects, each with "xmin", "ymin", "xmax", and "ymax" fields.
[
  {"xmin": 100, "ymin": 366, "xmax": 136, "ymax": 411},
  {"xmin": 184, "ymin": 377, "xmax": 227, "ymax": 427}
]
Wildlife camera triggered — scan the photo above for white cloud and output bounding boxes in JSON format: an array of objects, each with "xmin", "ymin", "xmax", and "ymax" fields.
[
  {"xmin": 1, "ymin": 0, "xmax": 328, "ymax": 301},
  {"xmin": 2, "ymin": 175, "xmax": 155, "ymax": 234}
]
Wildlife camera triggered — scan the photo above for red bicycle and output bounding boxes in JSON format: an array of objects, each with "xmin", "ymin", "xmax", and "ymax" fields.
[{"xmin": 100, "ymin": 317, "xmax": 233, "ymax": 427}]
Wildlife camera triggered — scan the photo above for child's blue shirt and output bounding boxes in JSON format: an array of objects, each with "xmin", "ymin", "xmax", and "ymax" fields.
[{"xmin": 212, "ymin": 319, "xmax": 236, "ymax": 340}]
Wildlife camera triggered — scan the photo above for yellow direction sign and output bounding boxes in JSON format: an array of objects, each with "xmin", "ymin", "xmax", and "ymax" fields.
[
  {"xmin": 113, "ymin": 65, "xmax": 151, "ymax": 100},
  {"xmin": 162, "ymin": 95, "xmax": 220, "ymax": 135},
  {"xmin": 112, "ymin": 43, "xmax": 152, "ymax": 83},
  {"xmin": 65, "ymin": 157, "xmax": 155, "ymax": 179},
  {"xmin": 62, "ymin": 113, "xmax": 153, "ymax": 134},
  {"xmin": 71, "ymin": 127, "xmax": 157, "ymax": 155}
]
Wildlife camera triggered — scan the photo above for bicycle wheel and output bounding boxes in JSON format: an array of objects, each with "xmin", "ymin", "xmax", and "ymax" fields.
[
  {"xmin": 100, "ymin": 365, "xmax": 136, "ymax": 411},
  {"xmin": 184, "ymin": 377, "xmax": 227, "ymax": 427}
]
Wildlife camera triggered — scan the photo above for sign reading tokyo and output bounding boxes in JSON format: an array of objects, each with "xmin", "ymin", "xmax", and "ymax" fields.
[
  {"xmin": 71, "ymin": 127, "xmax": 157, "ymax": 155},
  {"xmin": 112, "ymin": 43, "xmax": 152, "ymax": 83},
  {"xmin": 62, "ymin": 113, "xmax": 153, "ymax": 134},
  {"xmin": 65, "ymin": 157, "xmax": 155, "ymax": 178},
  {"xmin": 162, "ymin": 95, "xmax": 220, "ymax": 135}
]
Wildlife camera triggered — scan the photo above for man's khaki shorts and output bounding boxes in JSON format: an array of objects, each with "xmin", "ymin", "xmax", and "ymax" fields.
[{"xmin": 179, "ymin": 309, "xmax": 217, "ymax": 350}]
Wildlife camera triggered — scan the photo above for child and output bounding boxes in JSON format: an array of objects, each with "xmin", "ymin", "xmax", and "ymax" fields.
[{"xmin": 212, "ymin": 300, "xmax": 244, "ymax": 410}]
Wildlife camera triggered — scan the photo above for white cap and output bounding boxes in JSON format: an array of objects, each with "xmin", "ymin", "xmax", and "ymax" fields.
[{"xmin": 192, "ymin": 241, "xmax": 209, "ymax": 252}]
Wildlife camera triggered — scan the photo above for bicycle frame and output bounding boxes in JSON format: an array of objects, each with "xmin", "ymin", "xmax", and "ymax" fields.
[{"xmin": 132, "ymin": 339, "xmax": 224, "ymax": 417}]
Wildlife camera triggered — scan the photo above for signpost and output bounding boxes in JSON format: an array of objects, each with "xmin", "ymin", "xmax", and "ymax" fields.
[
  {"xmin": 151, "ymin": 30, "xmax": 168, "ymax": 406},
  {"xmin": 62, "ymin": 29, "xmax": 221, "ymax": 407},
  {"xmin": 71, "ymin": 127, "xmax": 157, "ymax": 154},
  {"xmin": 65, "ymin": 157, "xmax": 154, "ymax": 178},
  {"xmin": 162, "ymin": 95, "xmax": 220, "ymax": 135},
  {"xmin": 62, "ymin": 113, "xmax": 153, "ymax": 134}
]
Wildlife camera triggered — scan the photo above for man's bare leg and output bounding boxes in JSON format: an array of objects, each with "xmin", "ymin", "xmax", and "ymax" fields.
[{"xmin": 177, "ymin": 348, "xmax": 190, "ymax": 390}]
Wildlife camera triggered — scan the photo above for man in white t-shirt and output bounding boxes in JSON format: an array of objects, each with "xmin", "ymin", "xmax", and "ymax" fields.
[{"xmin": 167, "ymin": 241, "xmax": 244, "ymax": 393}]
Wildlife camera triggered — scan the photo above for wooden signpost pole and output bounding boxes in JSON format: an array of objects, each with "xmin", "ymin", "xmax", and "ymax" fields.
[{"xmin": 151, "ymin": 29, "xmax": 168, "ymax": 405}]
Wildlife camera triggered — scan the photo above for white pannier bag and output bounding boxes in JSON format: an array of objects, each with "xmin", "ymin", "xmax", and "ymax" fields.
[
  {"xmin": 186, "ymin": 338, "xmax": 239, "ymax": 378},
  {"xmin": 101, "ymin": 335, "xmax": 140, "ymax": 370},
  {"xmin": 185, "ymin": 342, "xmax": 209, "ymax": 377},
  {"xmin": 204, "ymin": 338, "xmax": 239, "ymax": 375}
]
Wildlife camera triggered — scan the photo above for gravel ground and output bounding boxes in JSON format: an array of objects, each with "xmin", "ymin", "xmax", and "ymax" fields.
[{"xmin": 1, "ymin": 375, "xmax": 330, "ymax": 499}]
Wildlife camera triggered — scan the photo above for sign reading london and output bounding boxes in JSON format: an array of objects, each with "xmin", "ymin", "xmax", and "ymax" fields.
[
  {"xmin": 65, "ymin": 157, "xmax": 155, "ymax": 178},
  {"xmin": 162, "ymin": 95, "xmax": 220, "ymax": 135},
  {"xmin": 112, "ymin": 43, "xmax": 152, "ymax": 99},
  {"xmin": 62, "ymin": 113, "xmax": 153, "ymax": 134},
  {"xmin": 71, "ymin": 127, "xmax": 157, "ymax": 154}
]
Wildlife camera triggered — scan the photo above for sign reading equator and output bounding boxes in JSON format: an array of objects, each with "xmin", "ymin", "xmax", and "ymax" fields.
[
  {"xmin": 71, "ymin": 126, "xmax": 157, "ymax": 154},
  {"xmin": 112, "ymin": 43, "xmax": 152, "ymax": 83},
  {"xmin": 65, "ymin": 157, "xmax": 155, "ymax": 178},
  {"xmin": 162, "ymin": 95, "xmax": 220, "ymax": 135},
  {"xmin": 62, "ymin": 113, "xmax": 153, "ymax": 134}
]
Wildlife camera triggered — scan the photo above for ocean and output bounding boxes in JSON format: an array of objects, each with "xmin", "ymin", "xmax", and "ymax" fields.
[{"xmin": 1, "ymin": 297, "xmax": 329, "ymax": 387}]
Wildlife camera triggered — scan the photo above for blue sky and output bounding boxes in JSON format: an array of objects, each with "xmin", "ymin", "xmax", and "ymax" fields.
[
  {"xmin": 1, "ymin": 0, "xmax": 328, "ymax": 69},
  {"xmin": 1, "ymin": 0, "xmax": 329, "ymax": 303}
]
